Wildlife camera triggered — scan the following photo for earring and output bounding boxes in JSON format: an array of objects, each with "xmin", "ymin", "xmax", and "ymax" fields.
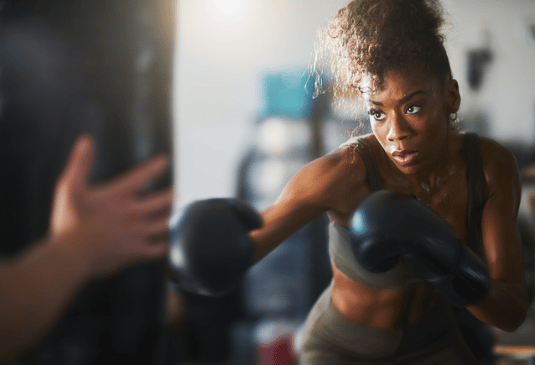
[{"xmin": 449, "ymin": 112, "xmax": 458, "ymax": 121}]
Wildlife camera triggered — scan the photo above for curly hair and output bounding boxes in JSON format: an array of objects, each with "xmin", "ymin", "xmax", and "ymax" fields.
[{"xmin": 313, "ymin": 0, "xmax": 452, "ymax": 101}]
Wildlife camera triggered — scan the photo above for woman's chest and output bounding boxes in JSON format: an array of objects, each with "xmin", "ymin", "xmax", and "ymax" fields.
[{"xmin": 382, "ymin": 173, "xmax": 471, "ymax": 245}]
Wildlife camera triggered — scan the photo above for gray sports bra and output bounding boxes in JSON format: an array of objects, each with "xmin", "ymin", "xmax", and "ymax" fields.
[{"xmin": 329, "ymin": 133, "xmax": 487, "ymax": 289}]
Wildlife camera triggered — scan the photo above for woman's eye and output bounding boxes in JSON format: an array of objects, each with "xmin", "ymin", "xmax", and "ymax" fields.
[
  {"xmin": 368, "ymin": 109, "xmax": 386, "ymax": 121},
  {"xmin": 406, "ymin": 105, "xmax": 422, "ymax": 114}
]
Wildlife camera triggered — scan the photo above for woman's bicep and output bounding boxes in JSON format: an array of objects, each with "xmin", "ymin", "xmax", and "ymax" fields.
[
  {"xmin": 480, "ymin": 144, "xmax": 525, "ymax": 286},
  {"xmin": 481, "ymin": 198, "xmax": 524, "ymax": 286}
]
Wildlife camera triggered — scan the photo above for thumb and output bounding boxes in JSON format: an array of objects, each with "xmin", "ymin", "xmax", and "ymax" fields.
[{"xmin": 60, "ymin": 136, "xmax": 96, "ymax": 192}]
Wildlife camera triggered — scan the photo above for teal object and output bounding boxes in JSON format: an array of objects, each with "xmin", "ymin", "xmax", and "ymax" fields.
[{"xmin": 263, "ymin": 70, "xmax": 314, "ymax": 118}]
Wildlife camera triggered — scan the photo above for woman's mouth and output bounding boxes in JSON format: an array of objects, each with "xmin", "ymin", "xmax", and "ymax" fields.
[{"xmin": 391, "ymin": 150, "xmax": 419, "ymax": 166}]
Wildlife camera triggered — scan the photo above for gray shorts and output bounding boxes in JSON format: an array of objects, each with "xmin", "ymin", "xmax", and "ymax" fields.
[{"xmin": 299, "ymin": 286, "xmax": 479, "ymax": 365}]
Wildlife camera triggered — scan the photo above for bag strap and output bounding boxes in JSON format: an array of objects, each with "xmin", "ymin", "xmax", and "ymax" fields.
[
  {"xmin": 354, "ymin": 138, "xmax": 383, "ymax": 192},
  {"xmin": 464, "ymin": 133, "xmax": 487, "ymax": 257}
]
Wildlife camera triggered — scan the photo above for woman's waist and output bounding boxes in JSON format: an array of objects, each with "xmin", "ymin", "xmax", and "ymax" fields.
[{"xmin": 330, "ymin": 262, "xmax": 442, "ymax": 330}]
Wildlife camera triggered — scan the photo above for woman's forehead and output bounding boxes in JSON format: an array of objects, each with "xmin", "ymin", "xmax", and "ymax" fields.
[{"xmin": 363, "ymin": 69, "xmax": 441, "ymax": 101}]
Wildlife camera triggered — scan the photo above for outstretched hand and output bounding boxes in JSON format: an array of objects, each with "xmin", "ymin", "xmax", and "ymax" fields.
[{"xmin": 49, "ymin": 135, "xmax": 173, "ymax": 279}]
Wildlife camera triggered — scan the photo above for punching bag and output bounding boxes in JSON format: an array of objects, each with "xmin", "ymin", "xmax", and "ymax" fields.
[{"xmin": 0, "ymin": 0, "xmax": 175, "ymax": 364}]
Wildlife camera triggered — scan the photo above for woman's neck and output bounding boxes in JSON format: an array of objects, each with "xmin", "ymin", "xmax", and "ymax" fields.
[{"xmin": 390, "ymin": 132, "xmax": 461, "ymax": 196}]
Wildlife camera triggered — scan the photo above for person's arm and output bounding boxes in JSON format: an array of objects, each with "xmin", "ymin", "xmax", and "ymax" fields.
[
  {"xmin": 0, "ymin": 234, "xmax": 91, "ymax": 363},
  {"xmin": 466, "ymin": 138, "xmax": 528, "ymax": 332},
  {"xmin": 0, "ymin": 136, "xmax": 173, "ymax": 363},
  {"xmin": 250, "ymin": 146, "xmax": 369, "ymax": 264}
]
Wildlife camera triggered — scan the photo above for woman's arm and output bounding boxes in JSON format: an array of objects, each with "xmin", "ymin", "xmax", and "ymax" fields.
[
  {"xmin": 251, "ymin": 146, "xmax": 368, "ymax": 264},
  {"xmin": 467, "ymin": 138, "xmax": 528, "ymax": 332}
]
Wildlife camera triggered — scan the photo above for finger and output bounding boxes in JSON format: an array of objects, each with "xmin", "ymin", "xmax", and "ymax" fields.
[
  {"xmin": 134, "ymin": 188, "xmax": 174, "ymax": 214},
  {"xmin": 106, "ymin": 155, "xmax": 170, "ymax": 196},
  {"xmin": 141, "ymin": 219, "xmax": 171, "ymax": 237},
  {"xmin": 59, "ymin": 136, "xmax": 96, "ymax": 192}
]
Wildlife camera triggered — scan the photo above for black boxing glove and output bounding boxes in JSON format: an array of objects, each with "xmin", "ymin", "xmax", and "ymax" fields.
[
  {"xmin": 169, "ymin": 198, "xmax": 261, "ymax": 296},
  {"xmin": 349, "ymin": 190, "xmax": 490, "ymax": 307}
]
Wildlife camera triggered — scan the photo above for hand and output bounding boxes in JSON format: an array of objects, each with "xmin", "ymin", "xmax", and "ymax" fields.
[{"xmin": 49, "ymin": 135, "xmax": 173, "ymax": 279}]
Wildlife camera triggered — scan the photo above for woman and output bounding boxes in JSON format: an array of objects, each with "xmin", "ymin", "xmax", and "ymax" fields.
[{"xmin": 249, "ymin": 0, "xmax": 527, "ymax": 363}]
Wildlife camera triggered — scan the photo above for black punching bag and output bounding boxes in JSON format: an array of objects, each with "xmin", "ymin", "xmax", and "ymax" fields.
[{"xmin": 0, "ymin": 1, "xmax": 175, "ymax": 364}]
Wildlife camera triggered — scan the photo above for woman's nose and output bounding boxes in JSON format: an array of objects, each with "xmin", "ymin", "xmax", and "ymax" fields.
[{"xmin": 387, "ymin": 113, "xmax": 411, "ymax": 142}]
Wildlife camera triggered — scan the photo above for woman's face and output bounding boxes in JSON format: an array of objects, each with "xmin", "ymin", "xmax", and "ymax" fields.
[{"xmin": 364, "ymin": 68, "xmax": 460, "ymax": 175}]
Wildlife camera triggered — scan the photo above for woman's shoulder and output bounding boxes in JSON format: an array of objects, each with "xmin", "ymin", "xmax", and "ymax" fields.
[
  {"xmin": 455, "ymin": 132, "xmax": 515, "ymax": 167},
  {"xmin": 338, "ymin": 133, "xmax": 377, "ymax": 149},
  {"xmin": 282, "ymin": 135, "xmax": 370, "ymax": 212},
  {"xmin": 326, "ymin": 133, "xmax": 378, "ymax": 180},
  {"xmin": 309, "ymin": 135, "xmax": 370, "ymax": 188},
  {"xmin": 476, "ymin": 135, "xmax": 518, "ymax": 172},
  {"xmin": 469, "ymin": 133, "xmax": 521, "ymax": 195}
]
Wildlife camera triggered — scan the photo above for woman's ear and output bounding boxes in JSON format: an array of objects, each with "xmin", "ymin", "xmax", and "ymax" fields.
[{"xmin": 447, "ymin": 79, "xmax": 461, "ymax": 113}]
